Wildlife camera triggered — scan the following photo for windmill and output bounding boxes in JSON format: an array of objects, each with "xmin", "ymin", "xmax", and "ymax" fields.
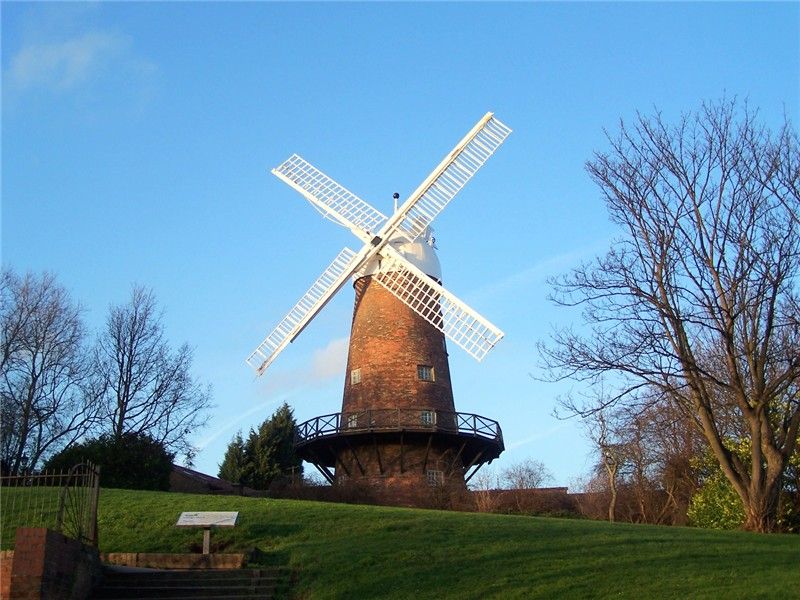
[{"xmin": 247, "ymin": 112, "xmax": 511, "ymax": 504}]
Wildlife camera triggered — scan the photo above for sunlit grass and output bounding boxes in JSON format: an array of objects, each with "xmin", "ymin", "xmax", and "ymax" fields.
[
  {"xmin": 1, "ymin": 486, "xmax": 63, "ymax": 548},
  {"xmin": 89, "ymin": 488, "xmax": 800, "ymax": 599}
]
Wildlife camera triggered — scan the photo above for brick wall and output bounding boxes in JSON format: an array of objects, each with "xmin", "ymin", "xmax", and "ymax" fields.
[
  {"xmin": 1, "ymin": 550, "xmax": 13, "ymax": 599},
  {"xmin": 328, "ymin": 276, "xmax": 467, "ymax": 505},
  {"xmin": 472, "ymin": 487, "xmax": 577, "ymax": 515},
  {"xmin": 8, "ymin": 528, "xmax": 101, "ymax": 599},
  {"xmin": 277, "ymin": 475, "xmax": 473, "ymax": 510},
  {"xmin": 335, "ymin": 434, "xmax": 465, "ymax": 504},
  {"xmin": 343, "ymin": 276, "xmax": 456, "ymax": 414}
]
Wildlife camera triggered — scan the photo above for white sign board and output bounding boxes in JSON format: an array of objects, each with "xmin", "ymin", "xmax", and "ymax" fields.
[{"xmin": 176, "ymin": 511, "xmax": 239, "ymax": 528}]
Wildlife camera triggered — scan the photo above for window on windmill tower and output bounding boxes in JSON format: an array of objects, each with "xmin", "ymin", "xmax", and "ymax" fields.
[
  {"xmin": 350, "ymin": 368, "xmax": 361, "ymax": 385},
  {"xmin": 417, "ymin": 365, "xmax": 435, "ymax": 382},
  {"xmin": 420, "ymin": 410, "xmax": 434, "ymax": 426},
  {"xmin": 426, "ymin": 469, "xmax": 444, "ymax": 486},
  {"xmin": 347, "ymin": 413, "xmax": 359, "ymax": 428}
]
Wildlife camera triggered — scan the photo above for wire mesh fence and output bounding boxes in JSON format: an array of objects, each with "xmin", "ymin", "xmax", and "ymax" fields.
[{"xmin": 0, "ymin": 462, "xmax": 100, "ymax": 549}]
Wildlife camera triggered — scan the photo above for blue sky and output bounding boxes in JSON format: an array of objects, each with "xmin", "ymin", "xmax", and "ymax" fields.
[{"xmin": 3, "ymin": 2, "xmax": 798, "ymax": 486}]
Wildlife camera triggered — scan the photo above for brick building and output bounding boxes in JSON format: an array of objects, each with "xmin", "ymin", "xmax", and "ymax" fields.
[{"xmin": 295, "ymin": 231, "xmax": 504, "ymax": 507}]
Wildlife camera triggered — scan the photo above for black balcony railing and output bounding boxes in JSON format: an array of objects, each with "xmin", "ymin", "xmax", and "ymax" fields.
[{"xmin": 295, "ymin": 408, "xmax": 503, "ymax": 446}]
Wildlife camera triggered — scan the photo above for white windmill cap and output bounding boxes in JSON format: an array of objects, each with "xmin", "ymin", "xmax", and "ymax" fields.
[{"xmin": 359, "ymin": 226, "xmax": 442, "ymax": 282}]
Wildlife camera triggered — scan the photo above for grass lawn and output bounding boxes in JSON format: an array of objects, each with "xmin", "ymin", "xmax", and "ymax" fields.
[
  {"xmin": 1, "ymin": 486, "xmax": 65, "ymax": 547},
  {"xmin": 83, "ymin": 488, "xmax": 800, "ymax": 599}
]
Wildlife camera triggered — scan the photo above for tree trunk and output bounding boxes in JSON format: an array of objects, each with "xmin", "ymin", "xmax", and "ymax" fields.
[
  {"xmin": 741, "ymin": 474, "xmax": 782, "ymax": 533},
  {"xmin": 605, "ymin": 461, "xmax": 618, "ymax": 523},
  {"xmin": 543, "ymin": 100, "xmax": 800, "ymax": 536},
  {"xmin": 743, "ymin": 494, "xmax": 779, "ymax": 533},
  {"xmin": 608, "ymin": 484, "xmax": 617, "ymax": 523}
]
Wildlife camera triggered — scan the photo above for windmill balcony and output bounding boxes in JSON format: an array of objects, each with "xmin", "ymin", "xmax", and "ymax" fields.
[
  {"xmin": 296, "ymin": 409, "xmax": 503, "ymax": 444},
  {"xmin": 294, "ymin": 408, "xmax": 505, "ymax": 474}
]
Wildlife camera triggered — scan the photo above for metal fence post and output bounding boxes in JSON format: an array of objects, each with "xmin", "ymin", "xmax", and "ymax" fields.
[{"xmin": 88, "ymin": 464, "xmax": 101, "ymax": 547}]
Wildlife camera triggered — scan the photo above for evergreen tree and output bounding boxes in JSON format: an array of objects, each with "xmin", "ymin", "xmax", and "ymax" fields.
[
  {"xmin": 217, "ymin": 431, "xmax": 247, "ymax": 484},
  {"xmin": 218, "ymin": 403, "xmax": 302, "ymax": 490}
]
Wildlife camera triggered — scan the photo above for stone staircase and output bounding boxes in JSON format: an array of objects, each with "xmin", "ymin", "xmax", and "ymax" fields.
[{"xmin": 89, "ymin": 567, "xmax": 289, "ymax": 599}]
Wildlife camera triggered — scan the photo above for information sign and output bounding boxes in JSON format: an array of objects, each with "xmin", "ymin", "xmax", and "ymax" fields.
[
  {"xmin": 175, "ymin": 512, "xmax": 239, "ymax": 554},
  {"xmin": 175, "ymin": 511, "xmax": 239, "ymax": 528}
]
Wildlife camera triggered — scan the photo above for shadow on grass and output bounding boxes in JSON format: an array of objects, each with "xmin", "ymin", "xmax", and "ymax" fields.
[
  {"xmin": 246, "ymin": 522, "xmax": 302, "ymax": 538},
  {"xmin": 245, "ymin": 546, "xmax": 291, "ymax": 567}
]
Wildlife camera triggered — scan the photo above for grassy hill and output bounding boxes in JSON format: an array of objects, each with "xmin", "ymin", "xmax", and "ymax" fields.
[{"xmin": 91, "ymin": 488, "xmax": 798, "ymax": 599}]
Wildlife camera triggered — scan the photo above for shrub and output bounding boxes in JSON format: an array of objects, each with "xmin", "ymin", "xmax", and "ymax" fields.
[
  {"xmin": 44, "ymin": 432, "xmax": 174, "ymax": 490},
  {"xmin": 687, "ymin": 472, "xmax": 745, "ymax": 530}
]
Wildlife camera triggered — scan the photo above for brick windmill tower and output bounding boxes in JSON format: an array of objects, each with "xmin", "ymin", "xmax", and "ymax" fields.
[{"xmin": 247, "ymin": 113, "xmax": 511, "ymax": 504}]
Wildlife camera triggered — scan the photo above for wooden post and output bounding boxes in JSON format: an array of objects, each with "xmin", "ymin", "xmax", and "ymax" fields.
[
  {"xmin": 203, "ymin": 528, "xmax": 211, "ymax": 555},
  {"xmin": 176, "ymin": 512, "xmax": 238, "ymax": 555}
]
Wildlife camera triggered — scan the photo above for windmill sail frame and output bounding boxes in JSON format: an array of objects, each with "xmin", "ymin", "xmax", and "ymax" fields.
[{"xmin": 248, "ymin": 112, "xmax": 511, "ymax": 376}]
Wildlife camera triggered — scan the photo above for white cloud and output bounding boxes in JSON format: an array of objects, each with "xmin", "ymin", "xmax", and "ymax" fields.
[
  {"xmin": 309, "ymin": 337, "xmax": 350, "ymax": 380},
  {"xmin": 7, "ymin": 31, "xmax": 128, "ymax": 92},
  {"xmin": 465, "ymin": 240, "xmax": 609, "ymax": 306},
  {"xmin": 506, "ymin": 421, "xmax": 572, "ymax": 450},
  {"xmin": 257, "ymin": 336, "xmax": 349, "ymax": 396},
  {"xmin": 194, "ymin": 337, "xmax": 350, "ymax": 452},
  {"xmin": 194, "ymin": 394, "xmax": 292, "ymax": 451}
]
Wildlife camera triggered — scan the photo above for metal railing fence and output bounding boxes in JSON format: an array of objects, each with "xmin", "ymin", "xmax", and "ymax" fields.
[
  {"xmin": 0, "ymin": 462, "xmax": 100, "ymax": 549},
  {"xmin": 295, "ymin": 408, "xmax": 503, "ymax": 445}
]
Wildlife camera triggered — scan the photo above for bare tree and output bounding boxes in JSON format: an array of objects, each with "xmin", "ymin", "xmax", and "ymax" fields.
[
  {"xmin": 623, "ymin": 402, "xmax": 702, "ymax": 525},
  {"xmin": 572, "ymin": 474, "xmax": 610, "ymax": 521},
  {"xmin": 94, "ymin": 286, "xmax": 211, "ymax": 461},
  {"xmin": 0, "ymin": 270, "xmax": 98, "ymax": 473},
  {"xmin": 469, "ymin": 467, "xmax": 501, "ymax": 513},
  {"xmin": 501, "ymin": 458, "xmax": 555, "ymax": 514},
  {"xmin": 584, "ymin": 409, "xmax": 626, "ymax": 522},
  {"xmin": 584, "ymin": 399, "xmax": 703, "ymax": 525},
  {"xmin": 541, "ymin": 99, "xmax": 800, "ymax": 532},
  {"xmin": 501, "ymin": 458, "xmax": 554, "ymax": 490}
]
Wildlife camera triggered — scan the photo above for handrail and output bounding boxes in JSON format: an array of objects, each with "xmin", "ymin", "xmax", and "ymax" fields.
[{"xmin": 295, "ymin": 408, "xmax": 503, "ymax": 446}]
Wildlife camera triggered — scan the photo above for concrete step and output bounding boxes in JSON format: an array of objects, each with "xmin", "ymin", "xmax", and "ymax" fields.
[
  {"xmin": 97, "ymin": 578, "xmax": 278, "ymax": 586},
  {"xmin": 93, "ymin": 586, "xmax": 276, "ymax": 598},
  {"xmin": 102, "ymin": 568, "xmax": 281, "ymax": 578},
  {"xmin": 90, "ymin": 567, "xmax": 289, "ymax": 600},
  {"xmin": 101, "ymin": 574, "xmax": 281, "ymax": 584},
  {"xmin": 92, "ymin": 597, "xmax": 276, "ymax": 600}
]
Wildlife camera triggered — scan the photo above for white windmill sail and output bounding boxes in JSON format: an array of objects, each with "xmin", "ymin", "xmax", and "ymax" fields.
[
  {"xmin": 388, "ymin": 113, "xmax": 512, "ymax": 243},
  {"xmin": 272, "ymin": 154, "xmax": 387, "ymax": 240},
  {"xmin": 372, "ymin": 245, "xmax": 504, "ymax": 361},
  {"xmin": 246, "ymin": 247, "xmax": 363, "ymax": 376},
  {"xmin": 248, "ymin": 111, "xmax": 511, "ymax": 376}
]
